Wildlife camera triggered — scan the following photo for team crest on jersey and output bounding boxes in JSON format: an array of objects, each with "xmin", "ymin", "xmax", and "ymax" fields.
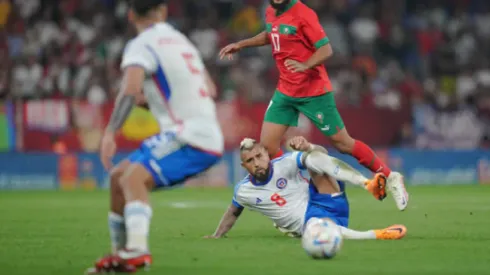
[
  {"xmin": 276, "ymin": 178, "xmax": 288, "ymax": 189},
  {"xmin": 316, "ymin": 112, "xmax": 324, "ymax": 124}
]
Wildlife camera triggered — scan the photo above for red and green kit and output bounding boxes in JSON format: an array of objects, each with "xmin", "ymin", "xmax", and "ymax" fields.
[{"xmin": 264, "ymin": 0, "xmax": 344, "ymax": 136}]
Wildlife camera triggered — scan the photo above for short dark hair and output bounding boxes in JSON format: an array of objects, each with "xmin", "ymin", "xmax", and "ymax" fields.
[{"xmin": 130, "ymin": 0, "xmax": 166, "ymax": 16}]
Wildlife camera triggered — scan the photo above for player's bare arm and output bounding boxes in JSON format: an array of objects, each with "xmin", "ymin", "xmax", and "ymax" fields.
[
  {"xmin": 304, "ymin": 44, "xmax": 333, "ymax": 69},
  {"xmin": 205, "ymin": 204, "xmax": 244, "ymax": 238},
  {"xmin": 285, "ymin": 43, "xmax": 333, "ymax": 73},
  {"xmin": 219, "ymin": 31, "xmax": 269, "ymax": 60},
  {"xmin": 100, "ymin": 66, "xmax": 145, "ymax": 170}
]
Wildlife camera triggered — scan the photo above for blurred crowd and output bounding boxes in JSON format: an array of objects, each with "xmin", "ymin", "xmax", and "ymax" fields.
[{"xmin": 1, "ymin": 0, "xmax": 489, "ymax": 148}]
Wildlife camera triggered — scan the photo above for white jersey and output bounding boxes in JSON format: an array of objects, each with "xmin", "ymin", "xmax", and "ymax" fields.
[
  {"xmin": 233, "ymin": 152, "xmax": 310, "ymax": 234},
  {"xmin": 121, "ymin": 22, "xmax": 223, "ymax": 154}
]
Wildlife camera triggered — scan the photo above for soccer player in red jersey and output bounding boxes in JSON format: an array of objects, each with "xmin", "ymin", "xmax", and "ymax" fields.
[{"xmin": 220, "ymin": 0, "xmax": 408, "ymax": 210}]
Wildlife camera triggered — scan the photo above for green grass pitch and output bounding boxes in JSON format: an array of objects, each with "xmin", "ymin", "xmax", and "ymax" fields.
[{"xmin": 1, "ymin": 185, "xmax": 489, "ymax": 275}]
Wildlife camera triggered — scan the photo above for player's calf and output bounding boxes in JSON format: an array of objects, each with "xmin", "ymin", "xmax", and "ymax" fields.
[
  {"xmin": 118, "ymin": 164, "xmax": 154, "ymax": 253},
  {"xmin": 108, "ymin": 162, "xmax": 131, "ymax": 252}
]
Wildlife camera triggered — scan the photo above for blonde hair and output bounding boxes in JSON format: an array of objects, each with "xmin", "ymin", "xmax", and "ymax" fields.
[{"xmin": 239, "ymin": 138, "xmax": 257, "ymax": 151}]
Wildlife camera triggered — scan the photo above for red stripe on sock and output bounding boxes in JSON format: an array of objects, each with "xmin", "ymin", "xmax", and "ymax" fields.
[{"xmin": 352, "ymin": 140, "xmax": 391, "ymax": 176}]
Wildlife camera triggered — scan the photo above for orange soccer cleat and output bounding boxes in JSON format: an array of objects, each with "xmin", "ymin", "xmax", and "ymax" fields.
[
  {"xmin": 375, "ymin": 225, "xmax": 407, "ymax": 240},
  {"xmin": 365, "ymin": 173, "xmax": 387, "ymax": 201}
]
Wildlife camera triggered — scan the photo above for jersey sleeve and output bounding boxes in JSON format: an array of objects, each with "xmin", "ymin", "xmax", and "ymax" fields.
[
  {"xmin": 291, "ymin": 151, "xmax": 307, "ymax": 170},
  {"xmin": 300, "ymin": 9, "xmax": 329, "ymax": 49},
  {"xmin": 231, "ymin": 181, "xmax": 245, "ymax": 209},
  {"xmin": 120, "ymin": 40, "xmax": 158, "ymax": 73}
]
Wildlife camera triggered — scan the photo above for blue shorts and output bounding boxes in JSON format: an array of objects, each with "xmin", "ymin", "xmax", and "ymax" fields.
[
  {"xmin": 304, "ymin": 183, "xmax": 350, "ymax": 228},
  {"xmin": 127, "ymin": 132, "xmax": 221, "ymax": 189}
]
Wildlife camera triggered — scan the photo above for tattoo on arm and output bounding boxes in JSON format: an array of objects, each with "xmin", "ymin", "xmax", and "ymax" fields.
[
  {"xmin": 107, "ymin": 95, "xmax": 135, "ymax": 132},
  {"xmin": 232, "ymin": 207, "xmax": 243, "ymax": 217}
]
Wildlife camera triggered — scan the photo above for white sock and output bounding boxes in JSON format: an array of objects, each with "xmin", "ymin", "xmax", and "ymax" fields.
[
  {"xmin": 108, "ymin": 212, "xmax": 126, "ymax": 253},
  {"xmin": 339, "ymin": 226, "xmax": 376, "ymax": 240},
  {"xmin": 306, "ymin": 152, "xmax": 369, "ymax": 188},
  {"xmin": 124, "ymin": 201, "xmax": 152, "ymax": 252}
]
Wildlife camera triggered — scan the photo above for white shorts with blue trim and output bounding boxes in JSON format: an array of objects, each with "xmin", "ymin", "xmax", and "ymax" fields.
[{"xmin": 128, "ymin": 131, "xmax": 221, "ymax": 188}]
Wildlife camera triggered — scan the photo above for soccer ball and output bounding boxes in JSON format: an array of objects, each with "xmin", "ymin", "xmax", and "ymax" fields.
[{"xmin": 301, "ymin": 217, "xmax": 343, "ymax": 259}]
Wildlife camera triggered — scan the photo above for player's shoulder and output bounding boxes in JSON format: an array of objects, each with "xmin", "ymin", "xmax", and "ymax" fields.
[
  {"xmin": 132, "ymin": 23, "xmax": 179, "ymax": 44},
  {"xmin": 294, "ymin": 1, "xmax": 319, "ymax": 20},
  {"xmin": 234, "ymin": 175, "xmax": 252, "ymax": 194},
  {"xmin": 123, "ymin": 31, "xmax": 152, "ymax": 56},
  {"xmin": 265, "ymin": 5, "xmax": 275, "ymax": 19},
  {"xmin": 123, "ymin": 38, "xmax": 139, "ymax": 54},
  {"xmin": 272, "ymin": 151, "xmax": 304, "ymax": 169},
  {"xmin": 265, "ymin": 5, "xmax": 274, "ymax": 15}
]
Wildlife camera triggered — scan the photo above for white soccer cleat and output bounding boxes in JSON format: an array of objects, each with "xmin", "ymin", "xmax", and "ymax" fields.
[{"xmin": 387, "ymin": 172, "xmax": 409, "ymax": 211}]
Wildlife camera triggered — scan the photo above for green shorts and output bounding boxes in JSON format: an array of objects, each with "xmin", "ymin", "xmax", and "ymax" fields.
[{"xmin": 264, "ymin": 91, "xmax": 345, "ymax": 136}]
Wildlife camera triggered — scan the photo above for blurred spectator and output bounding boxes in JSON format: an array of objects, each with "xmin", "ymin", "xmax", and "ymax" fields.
[
  {"xmin": 2, "ymin": 0, "xmax": 489, "ymax": 149},
  {"xmin": 0, "ymin": 0, "xmax": 11, "ymax": 27},
  {"xmin": 11, "ymin": 55, "xmax": 43, "ymax": 98},
  {"xmin": 190, "ymin": 18, "xmax": 219, "ymax": 61}
]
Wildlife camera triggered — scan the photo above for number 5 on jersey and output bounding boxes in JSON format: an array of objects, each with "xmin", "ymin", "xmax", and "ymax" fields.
[
  {"xmin": 271, "ymin": 193, "xmax": 287, "ymax": 206},
  {"xmin": 181, "ymin": 52, "xmax": 210, "ymax": 98}
]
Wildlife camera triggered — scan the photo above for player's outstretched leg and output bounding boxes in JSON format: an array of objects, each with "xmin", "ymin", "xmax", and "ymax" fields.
[
  {"xmin": 304, "ymin": 171, "xmax": 407, "ymax": 240},
  {"xmin": 305, "ymin": 150, "xmax": 387, "ymax": 201},
  {"xmin": 108, "ymin": 160, "xmax": 131, "ymax": 253},
  {"xmin": 297, "ymin": 93, "xmax": 408, "ymax": 210},
  {"xmin": 329, "ymin": 129, "xmax": 408, "ymax": 211},
  {"xmin": 87, "ymin": 163, "xmax": 154, "ymax": 274},
  {"xmin": 338, "ymin": 224, "xmax": 407, "ymax": 240}
]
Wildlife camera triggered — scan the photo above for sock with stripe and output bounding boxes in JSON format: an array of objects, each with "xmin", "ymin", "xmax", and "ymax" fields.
[
  {"xmin": 352, "ymin": 140, "xmax": 391, "ymax": 176},
  {"xmin": 124, "ymin": 201, "xmax": 153, "ymax": 252},
  {"xmin": 108, "ymin": 212, "xmax": 126, "ymax": 253}
]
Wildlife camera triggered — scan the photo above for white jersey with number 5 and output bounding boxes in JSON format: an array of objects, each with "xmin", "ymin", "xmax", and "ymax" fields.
[
  {"xmin": 232, "ymin": 152, "xmax": 309, "ymax": 234},
  {"xmin": 120, "ymin": 22, "xmax": 223, "ymax": 154}
]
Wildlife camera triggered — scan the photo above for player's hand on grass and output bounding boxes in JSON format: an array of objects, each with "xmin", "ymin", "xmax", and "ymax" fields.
[
  {"xmin": 219, "ymin": 43, "xmax": 241, "ymax": 60},
  {"xmin": 285, "ymin": 59, "xmax": 309, "ymax": 72},
  {"xmin": 100, "ymin": 131, "xmax": 117, "ymax": 171},
  {"xmin": 289, "ymin": 136, "xmax": 311, "ymax": 151}
]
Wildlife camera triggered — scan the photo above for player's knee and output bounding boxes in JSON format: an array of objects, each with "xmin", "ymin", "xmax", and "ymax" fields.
[
  {"xmin": 110, "ymin": 168, "xmax": 124, "ymax": 192},
  {"xmin": 118, "ymin": 172, "xmax": 133, "ymax": 191}
]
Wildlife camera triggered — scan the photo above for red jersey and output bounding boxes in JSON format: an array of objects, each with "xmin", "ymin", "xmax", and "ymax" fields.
[{"xmin": 265, "ymin": 0, "xmax": 332, "ymax": 98}]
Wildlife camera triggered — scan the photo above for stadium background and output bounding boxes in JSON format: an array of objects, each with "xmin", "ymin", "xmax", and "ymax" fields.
[{"xmin": 0, "ymin": 0, "xmax": 489, "ymax": 189}]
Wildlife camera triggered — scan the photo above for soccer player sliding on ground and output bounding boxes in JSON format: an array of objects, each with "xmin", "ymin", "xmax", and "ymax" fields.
[
  {"xmin": 205, "ymin": 136, "xmax": 407, "ymax": 240},
  {"xmin": 86, "ymin": 0, "xmax": 224, "ymax": 273},
  {"xmin": 219, "ymin": 0, "xmax": 408, "ymax": 211}
]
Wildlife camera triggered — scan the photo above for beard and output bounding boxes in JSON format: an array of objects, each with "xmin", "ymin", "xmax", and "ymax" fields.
[
  {"xmin": 254, "ymin": 166, "xmax": 271, "ymax": 183},
  {"xmin": 269, "ymin": 0, "xmax": 291, "ymax": 11}
]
